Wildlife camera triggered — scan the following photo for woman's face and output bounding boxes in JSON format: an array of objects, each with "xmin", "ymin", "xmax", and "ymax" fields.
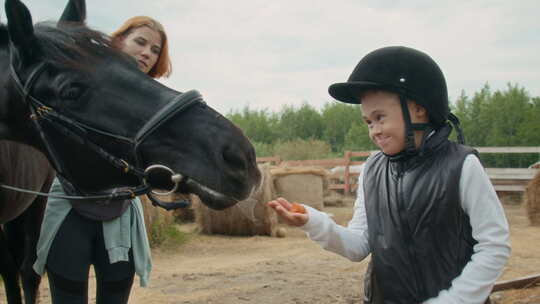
[{"xmin": 118, "ymin": 26, "xmax": 162, "ymax": 74}]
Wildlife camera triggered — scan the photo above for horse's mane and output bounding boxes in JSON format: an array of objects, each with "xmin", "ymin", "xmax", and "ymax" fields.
[
  {"xmin": 34, "ymin": 21, "xmax": 124, "ymax": 69},
  {"xmin": 1, "ymin": 20, "xmax": 135, "ymax": 71}
]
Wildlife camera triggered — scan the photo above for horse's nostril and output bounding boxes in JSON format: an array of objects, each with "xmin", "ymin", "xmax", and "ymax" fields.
[{"xmin": 222, "ymin": 147, "xmax": 247, "ymax": 171}]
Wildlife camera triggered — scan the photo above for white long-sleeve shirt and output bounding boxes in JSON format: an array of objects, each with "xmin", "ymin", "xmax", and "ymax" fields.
[{"xmin": 301, "ymin": 154, "xmax": 511, "ymax": 304}]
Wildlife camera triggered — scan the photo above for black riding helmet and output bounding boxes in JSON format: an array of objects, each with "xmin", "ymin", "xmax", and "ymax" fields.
[{"xmin": 328, "ymin": 46, "xmax": 464, "ymax": 156}]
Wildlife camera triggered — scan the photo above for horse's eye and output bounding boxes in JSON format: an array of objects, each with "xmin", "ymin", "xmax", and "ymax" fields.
[{"xmin": 60, "ymin": 84, "xmax": 84, "ymax": 100}]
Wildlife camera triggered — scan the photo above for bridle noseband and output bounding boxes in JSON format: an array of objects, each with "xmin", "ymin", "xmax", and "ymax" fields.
[{"xmin": 0, "ymin": 46, "xmax": 201, "ymax": 210}]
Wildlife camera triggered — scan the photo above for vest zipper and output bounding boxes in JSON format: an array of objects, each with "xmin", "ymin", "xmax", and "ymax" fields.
[{"xmin": 396, "ymin": 171, "xmax": 425, "ymax": 301}]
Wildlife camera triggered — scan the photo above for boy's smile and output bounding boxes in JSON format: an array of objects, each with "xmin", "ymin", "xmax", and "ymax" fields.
[{"xmin": 374, "ymin": 134, "xmax": 392, "ymax": 147}]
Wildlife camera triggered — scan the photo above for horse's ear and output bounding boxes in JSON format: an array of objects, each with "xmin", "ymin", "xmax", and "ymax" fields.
[
  {"xmin": 59, "ymin": 0, "xmax": 86, "ymax": 25},
  {"xmin": 5, "ymin": 0, "xmax": 39, "ymax": 62}
]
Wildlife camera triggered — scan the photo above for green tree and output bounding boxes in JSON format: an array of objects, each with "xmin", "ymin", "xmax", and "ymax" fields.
[
  {"xmin": 484, "ymin": 84, "xmax": 530, "ymax": 146},
  {"xmin": 344, "ymin": 121, "xmax": 377, "ymax": 151},
  {"xmin": 453, "ymin": 83, "xmax": 539, "ymax": 167},
  {"xmin": 517, "ymin": 96, "xmax": 540, "ymax": 146},
  {"xmin": 251, "ymin": 141, "xmax": 274, "ymax": 157},
  {"xmin": 277, "ymin": 103, "xmax": 324, "ymax": 141},
  {"xmin": 227, "ymin": 106, "xmax": 278, "ymax": 144},
  {"xmin": 453, "ymin": 84, "xmax": 493, "ymax": 146},
  {"xmin": 227, "ymin": 83, "xmax": 539, "ymax": 165},
  {"xmin": 273, "ymin": 139, "xmax": 332, "ymax": 160},
  {"xmin": 321, "ymin": 102, "xmax": 361, "ymax": 153}
]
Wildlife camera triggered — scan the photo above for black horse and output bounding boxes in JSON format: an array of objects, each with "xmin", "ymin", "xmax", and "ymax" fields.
[
  {"xmin": 0, "ymin": 141, "xmax": 54, "ymax": 304},
  {"xmin": 0, "ymin": 0, "xmax": 261, "ymax": 303}
]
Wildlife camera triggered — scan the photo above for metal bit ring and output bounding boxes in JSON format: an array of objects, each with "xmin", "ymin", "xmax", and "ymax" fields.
[{"xmin": 144, "ymin": 164, "xmax": 182, "ymax": 196}]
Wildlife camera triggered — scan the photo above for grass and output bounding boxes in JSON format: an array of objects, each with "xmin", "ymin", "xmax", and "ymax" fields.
[{"xmin": 149, "ymin": 221, "xmax": 193, "ymax": 249}]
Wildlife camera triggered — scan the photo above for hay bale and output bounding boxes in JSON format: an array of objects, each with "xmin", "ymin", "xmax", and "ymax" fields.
[
  {"xmin": 271, "ymin": 167, "xmax": 327, "ymax": 210},
  {"xmin": 171, "ymin": 193, "xmax": 195, "ymax": 222},
  {"xmin": 525, "ymin": 171, "xmax": 540, "ymax": 226},
  {"xmin": 324, "ymin": 194, "xmax": 345, "ymax": 207},
  {"xmin": 194, "ymin": 164, "xmax": 278, "ymax": 236},
  {"xmin": 139, "ymin": 194, "xmax": 175, "ymax": 241}
]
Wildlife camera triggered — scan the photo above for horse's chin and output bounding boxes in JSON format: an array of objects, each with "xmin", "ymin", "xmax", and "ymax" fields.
[{"xmin": 181, "ymin": 178, "xmax": 239, "ymax": 210}]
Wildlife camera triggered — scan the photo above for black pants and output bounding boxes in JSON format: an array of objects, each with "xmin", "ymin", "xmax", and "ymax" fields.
[{"xmin": 46, "ymin": 210, "xmax": 135, "ymax": 304}]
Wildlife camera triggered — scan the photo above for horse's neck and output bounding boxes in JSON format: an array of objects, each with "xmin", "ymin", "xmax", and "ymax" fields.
[
  {"xmin": 0, "ymin": 25, "xmax": 9, "ymax": 82},
  {"xmin": 0, "ymin": 24, "xmax": 11, "ymax": 108},
  {"xmin": 0, "ymin": 140, "xmax": 51, "ymax": 181},
  {"xmin": 0, "ymin": 43, "xmax": 12, "ymax": 138}
]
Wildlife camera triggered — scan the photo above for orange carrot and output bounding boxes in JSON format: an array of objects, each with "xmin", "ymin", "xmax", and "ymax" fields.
[{"xmin": 290, "ymin": 202, "xmax": 306, "ymax": 214}]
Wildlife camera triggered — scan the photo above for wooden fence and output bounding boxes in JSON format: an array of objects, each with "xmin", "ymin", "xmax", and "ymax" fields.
[
  {"xmin": 477, "ymin": 146, "xmax": 540, "ymax": 193},
  {"xmin": 257, "ymin": 147, "xmax": 540, "ymax": 195},
  {"xmin": 257, "ymin": 150, "xmax": 373, "ymax": 194}
]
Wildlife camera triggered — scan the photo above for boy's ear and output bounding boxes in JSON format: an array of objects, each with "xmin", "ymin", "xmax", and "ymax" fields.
[{"xmin": 409, "ymin": 102, "xmax": 429, "ymax": 122}]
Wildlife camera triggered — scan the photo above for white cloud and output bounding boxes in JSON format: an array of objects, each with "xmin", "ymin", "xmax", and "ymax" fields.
[{"xmin": 4, "ymin": 0, "xmax": 539, "ymax": 114}]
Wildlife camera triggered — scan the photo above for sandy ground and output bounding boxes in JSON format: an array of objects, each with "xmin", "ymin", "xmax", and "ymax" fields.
[{"xmin": 2, "ymin": 201, "xmax": 540, "ymax": 303}]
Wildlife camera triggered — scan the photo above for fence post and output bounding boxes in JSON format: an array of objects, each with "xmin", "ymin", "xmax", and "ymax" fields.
[{"xmin": 344, "ymin": 151, "xmax": 352, "ymax": 194}]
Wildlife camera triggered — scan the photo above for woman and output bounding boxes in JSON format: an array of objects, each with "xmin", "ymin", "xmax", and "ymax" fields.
[{"xmin": 34, "ymin": 16, "xmax": 172, "ymax": 304}]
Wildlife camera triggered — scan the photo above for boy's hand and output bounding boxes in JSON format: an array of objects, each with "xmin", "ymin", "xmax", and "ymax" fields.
[{"xmin": 267, "ymin": 197, "xmax": 308, "ymax": 227}]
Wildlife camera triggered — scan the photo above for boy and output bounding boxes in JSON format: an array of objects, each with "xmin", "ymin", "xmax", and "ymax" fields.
[{"xmin": 268, "ymin": 46, "xmax": 510, "ymax": 303}]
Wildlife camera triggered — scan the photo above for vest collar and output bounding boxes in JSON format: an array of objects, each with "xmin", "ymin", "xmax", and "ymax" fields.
[{"xmin": 385, "ymin": 123, "xmax": 453, "ymax": 164}]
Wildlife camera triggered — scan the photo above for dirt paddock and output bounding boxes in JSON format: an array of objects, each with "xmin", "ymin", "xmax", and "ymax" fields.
[{"xmin": 2, "ymin": 200, "xmax": 539, "ymax": 303}]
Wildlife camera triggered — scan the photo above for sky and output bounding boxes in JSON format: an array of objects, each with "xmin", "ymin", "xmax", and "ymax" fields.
[{"xmin": 2, "ymin": 0, "xmax": 539, "ymax": 115}]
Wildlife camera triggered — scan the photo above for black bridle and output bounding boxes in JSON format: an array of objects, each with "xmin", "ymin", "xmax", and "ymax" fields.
[{"xmin": 0, "ymin": 46, "xmax": 199, "ymax": 210}]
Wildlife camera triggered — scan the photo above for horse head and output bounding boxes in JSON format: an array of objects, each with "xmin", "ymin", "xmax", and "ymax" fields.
[{"xmin": 0, "ymin": 0, "xmax": 260, "ymax": 210}]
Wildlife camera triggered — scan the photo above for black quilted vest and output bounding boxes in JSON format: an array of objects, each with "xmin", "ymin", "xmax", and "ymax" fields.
[{"xmin": 363, "ymin": 125, "xmax": 477, "ymax": 303}]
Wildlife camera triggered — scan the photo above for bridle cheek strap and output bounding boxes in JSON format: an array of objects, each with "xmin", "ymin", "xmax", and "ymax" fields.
[{"xmin": 133, "ymin": 90, "xmax": 204, "ymax": 165}]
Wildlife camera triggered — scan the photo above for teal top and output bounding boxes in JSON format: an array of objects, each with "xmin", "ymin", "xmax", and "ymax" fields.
[{"xmin": 33, "ymin": 178, "xmax": 152, "ymax": 287}]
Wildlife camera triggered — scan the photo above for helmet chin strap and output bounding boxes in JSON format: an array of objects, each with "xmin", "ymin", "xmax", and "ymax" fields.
[
  {"xmin": 398, "ymin": 95, "xmax": 432, "ymax": 157},
  {"xmin": 448, "ymin": 113, "xmax": 465, "ymax": 144}
]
